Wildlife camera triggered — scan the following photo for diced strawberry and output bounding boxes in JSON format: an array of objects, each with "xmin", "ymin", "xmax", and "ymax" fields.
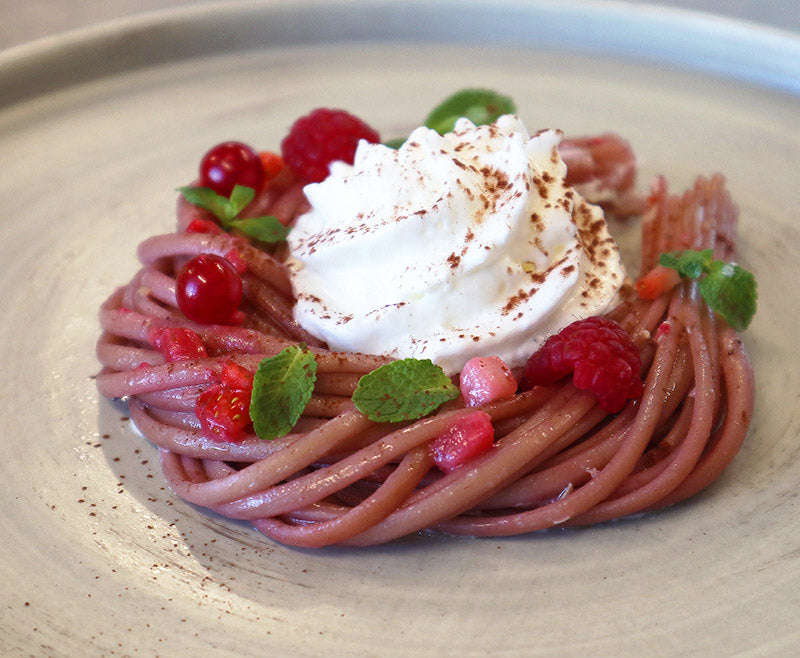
[
  {"xmin": 186, "ymin": 217, "xmax": 222, "ymax": 234},
  {"xmin": 259, "ymin": 151, "xmax": 285, "ymax": 182},
  {"xmin": 459, "ymin": 356, "xmax": 518, "ymax": 407},
  {"xmin": 195, "ymin": 384, "xmax": 252, "ymax": 443},
  {"xmin": 147, "ymin": 327, "xmax": 208, "ymax": 362},
  {"xmin": 635, "ymin": 265, "xmax": 681, "ymax": 300},
  {"xmin": 218, "ymin": 361, "xmax": 254, "ymax": 390},
  {"xmin": 430, "ymin": 411, "xmax": 495, "ymax": 473}
]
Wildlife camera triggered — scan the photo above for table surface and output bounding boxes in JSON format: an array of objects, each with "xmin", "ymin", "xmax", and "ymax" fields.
[{"xmin": 1, "ymin": 0, "xmax": 799, "ymax": 52}]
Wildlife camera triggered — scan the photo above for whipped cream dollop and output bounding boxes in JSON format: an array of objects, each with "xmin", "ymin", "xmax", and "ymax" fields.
[{"xmin": 286, "ymin": 115, "xmax": 625, "ymax": 374}]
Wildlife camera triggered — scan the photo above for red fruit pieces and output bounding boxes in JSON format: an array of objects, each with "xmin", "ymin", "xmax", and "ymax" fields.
[
  {"xmin": 147, "ymin": 327, "xmax": 207, "ymax": 362},
  {"xmin": 523, "ymin": 316, "xmax": 643, "ymax": 413},
  {"xmin": 258, "ymin": 151, "xmax": 285, "ymax": 182},
  {"xmin": 635, "ymin": 264, "xmax": 681, "ymax": 299},
  {"xmin": 195, "ymin": 384, "xmax": 252, "ymax": 443},
  {"xmin": 218, "ymin": 361, "xmax": 254, "ymax": 389},
  {"xmin": 430, "ymin": 411, "xmax": 495, "ymax": 473},
  {"xmin": 281, "ymin": 108, "xmax": 380, "ymax": 183},
  {"xmin": 185, "ymin": 217, "xmax": 222, "ymax": 235},
  {"xmin": 199, "ymin": 141, "xmax": 265, "ymax": 197},
  {"xmin": 459, "ymin": 356, "xmax": 517, "ymax": 407},
  {"xmin": 175, "ymin": 253, "xmax": 243, "ymax": 325}
]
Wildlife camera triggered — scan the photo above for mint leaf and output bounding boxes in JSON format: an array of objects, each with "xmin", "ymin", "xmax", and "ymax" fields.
[
  {"xmin": 385, "ymin": 88, "xmax": 516, "ymax": 148},
  {"xmin": 178, "ymin": 185, "xmax": 234, "ymax": 221},
  {"xmin": 698, "ymin": 261, "xmax": 758, "ymax": 331},
  {"xmin": 383, "ymin": 136, "xmax": 408, "ymax": 149},
  {"xmin": 229, "ymin": 216, "xmax": 291, "ymax": 243},
  {"xmin": 177, "ymin": 184, "xmax": 253, "ymax": 223},
  {"xmin": 352, "ymin": 358, "xmax": 459, "ymax": 422},
  {"xmin": 659, "ymin": 248, "xmax": 757, "ymax": 331},
  {"xmin": 660, "ymin": 249, "xmax": 713, "ymax": 279},
  {"xmin": 179, "ymin": 184, "xmax": 289, "ymax": 243},
  {"xmin": 250, "ymin": 346, "xmax": 317, "ymax": 440},
  {"xmin": 227, "ymin": 184, "xmax": 256, "ymax": 220},
  {"xmin": 424, "ymin": 88, "xmax": 516, "ymax": 135}
]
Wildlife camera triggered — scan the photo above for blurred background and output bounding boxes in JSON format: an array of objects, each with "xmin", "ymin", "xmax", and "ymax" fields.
[{"xmin": 1, "ymin": 0, "xmax": 798, "ymax": 51}]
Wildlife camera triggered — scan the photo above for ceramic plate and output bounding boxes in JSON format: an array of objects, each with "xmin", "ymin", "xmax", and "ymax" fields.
[{"xmin": 1, "ymin": 1, "xmax": 799, "ymax": 655}]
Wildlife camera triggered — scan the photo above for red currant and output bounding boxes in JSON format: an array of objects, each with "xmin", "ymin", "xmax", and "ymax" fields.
[
  {"xmin": 199, "ymin": 141, "xmax": 265, "ymax": 197},
  {"xmin": 176, "ymin": 254, "xmax": 243, "ymax": 325}
]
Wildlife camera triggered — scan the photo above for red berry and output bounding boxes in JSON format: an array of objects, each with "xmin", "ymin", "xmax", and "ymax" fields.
[
  {"xmin": 195, "ymin": 384, "xmax": 252, "ymax": 443},
  {"xmin": 430, "ymin": 411, "xmax": 495, "ymax": 473},
  {"xmin": 199, "ymin": 141, "xmax": 265, "ymax": 197},
  {"xmin": 635, "ymin": 265, "xmax": 681, "ymax": 300},
  {"xmin": 258, "ymin": 151, "xmax": 285, "ymax": 181},
  {"xmin": 281, "ymin": 108, "xmax": 380, "ymax": 182},
  {"xmin": 218, "ymin": 361, "xmax": 254, "ymax": 389},
  {"xmin": 176, "ymin": 254, "xmax": 243, "ymax": 325},
  {"xmin": 459, "ymin": 356, "xmax": 517, "ymax": 407},
  {"xmin": 147, "ymin": 327, "xmax": 208, "ymax": 362},
  {"xmin": 185, "ymin": 217, "xmax": 222, "ymax": 235},
  {"xmin": 523, "ymin": 317, "xmax": 643, "ymax": 413}
]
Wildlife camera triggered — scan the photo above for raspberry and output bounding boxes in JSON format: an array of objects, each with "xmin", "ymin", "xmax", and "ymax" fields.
[
  {"xmin": 523, "ymin": 317, "xmax": 643, "ymax": 413},
  {"xmin": 281, "ymin": 108, "xmax": 380, "ymax": 182}
]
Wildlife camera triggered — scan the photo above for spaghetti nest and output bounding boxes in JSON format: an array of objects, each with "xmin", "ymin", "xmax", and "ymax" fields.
[{"xmin": 96, "ymin": 160, "xmax": 754, "ymax": 548}]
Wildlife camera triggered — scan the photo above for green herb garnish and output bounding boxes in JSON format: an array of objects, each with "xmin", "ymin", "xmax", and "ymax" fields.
[
  {"xmin": 352, "ymin": 358, "xmax": 459, "ymax": 422},
  {"xmin": 249, "ymin": 346, "xmax": 317, "ymax": 440},
  {"xmin": 385, "ymin": 88, "xmax": 517, "ymax": 148},
  {"xmin": 178, "ymin": 184, "xmax": 290, "ymax": 243},
  {"xmin": 423, "ymin": 88, "xmax": 516, "ymax": 136},
  {"xmin": 660, "ymin": 249, "xmax": 758, "ymax": 331}
]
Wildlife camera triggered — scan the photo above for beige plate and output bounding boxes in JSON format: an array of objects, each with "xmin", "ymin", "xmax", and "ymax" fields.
[{"xmin": 1, "ymin": 1, "xmax": 799, "ymax": 655}]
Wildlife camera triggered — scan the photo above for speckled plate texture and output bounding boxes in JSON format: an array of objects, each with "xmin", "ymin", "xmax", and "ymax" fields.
[{"xmin": 1, "ymin": 1, "xmax": 798, "ymax": 655}]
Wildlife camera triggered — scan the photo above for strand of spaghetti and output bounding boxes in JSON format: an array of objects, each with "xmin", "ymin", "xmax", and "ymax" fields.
[
  {"xmin": 136, "ymin": 386, "xmax": 205, "ymax": 412},
  {"xmin": 142, "ymin": 406, "xmax": 198, "ymax": 431},
  {"xmin": 565, "ymin": 284, "xmax": 718, "ymax": 524},
  {"xmin": 96, "ymin": 358, "xmax": 216, "ymax": 398},
  {"xmin": 129, "ymin": 398, "xmax": 295, "ymax": 461},
  {"xmin": 313, "ymin": 372, "xmax": 361, "ymax": 397},
  {"xmin": 478, "ymin": 295, "xmax": 691, "ymax": 510},
  {"xmin": 480, "ymin": 176, "xmax": 734, "ymax": 519},
  {"xmin": 210, "ymin": 409, "xmax": 473, "ymax": 519},
  {"xmin": 234, "ymin": 239, "xmax": 293, "ymax": 298},
  {"xmin": 136, "ymin": 232, "xmax": 238, "ymax": 267},
  {"xmin": 99, "ymin": 289, "xmax": 153, "ymax": 340},
  {"xmin": 202, "ymin": 459, "xmax": 236, "ymax": 479},
  {"xmin": 251, "ymin": 448, "xmax": 433, "ymax": 548},
  {"xmin": 241, "ymin": 272, "xmax": 325, "ymax": 345},
  {"xmin": 310, "ymin": 389, "xmax": 549, "ymax": 474},
  {"xmin": 137, "ymin": 268, "xmax": 177, "ymax": 307},
  {"xmin": 428, "ymin": 301, "xmax": 681, "ymax": 539},
  {"xmin": 640, "ymin": 176, "xmax": 668, "ymax": 273},
  {"xmin": 129, "ymin": 274, "xmax": 177, "ymax": 320},
  {"xmin": 96, "ymin": 335, "xmax": 159, "ymax": 371},
  {"xmin": 651, "ymin": 325, "xmax": 754, "ymax": 508},
  {"xmin": 160, "ymin": 409, "xmax": 376, "ymax": 507},
  {"xmin": 600, "ymin": 399, "xmax": 694, "ymax": 499},
  {"xmin": 491, "ymin": 334, "xmax": 690, "ymax": 509},
  {"xmin": 479, "ymin": 404, "xmax": 638, "ymax": 509},
  {"xmin": 263, "ymin": 180, "xmax": 309, "ymax": 226},
  {"xmin": 342, "ymin": 390, "xmax": 599, "ymax": 545},
  {"xmin": 357, "ymin": 384, "xmax": 587, "ymax": 513}
]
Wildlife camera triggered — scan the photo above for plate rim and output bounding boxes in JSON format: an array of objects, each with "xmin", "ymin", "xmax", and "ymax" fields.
[{"xmin": 1, "ymin": 0, "xmax": 800, "ymax": 110}]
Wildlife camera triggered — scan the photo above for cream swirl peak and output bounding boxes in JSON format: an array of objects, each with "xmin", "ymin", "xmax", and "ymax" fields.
[{"xmin": 286, "ymin": 115, "xmax": 625, "ymax": 374}]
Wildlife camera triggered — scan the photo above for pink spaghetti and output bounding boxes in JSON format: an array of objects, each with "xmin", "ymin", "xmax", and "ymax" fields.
[{"xmin": 96, "ymin": 134, "xmax": 754, "ymax": 548}]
